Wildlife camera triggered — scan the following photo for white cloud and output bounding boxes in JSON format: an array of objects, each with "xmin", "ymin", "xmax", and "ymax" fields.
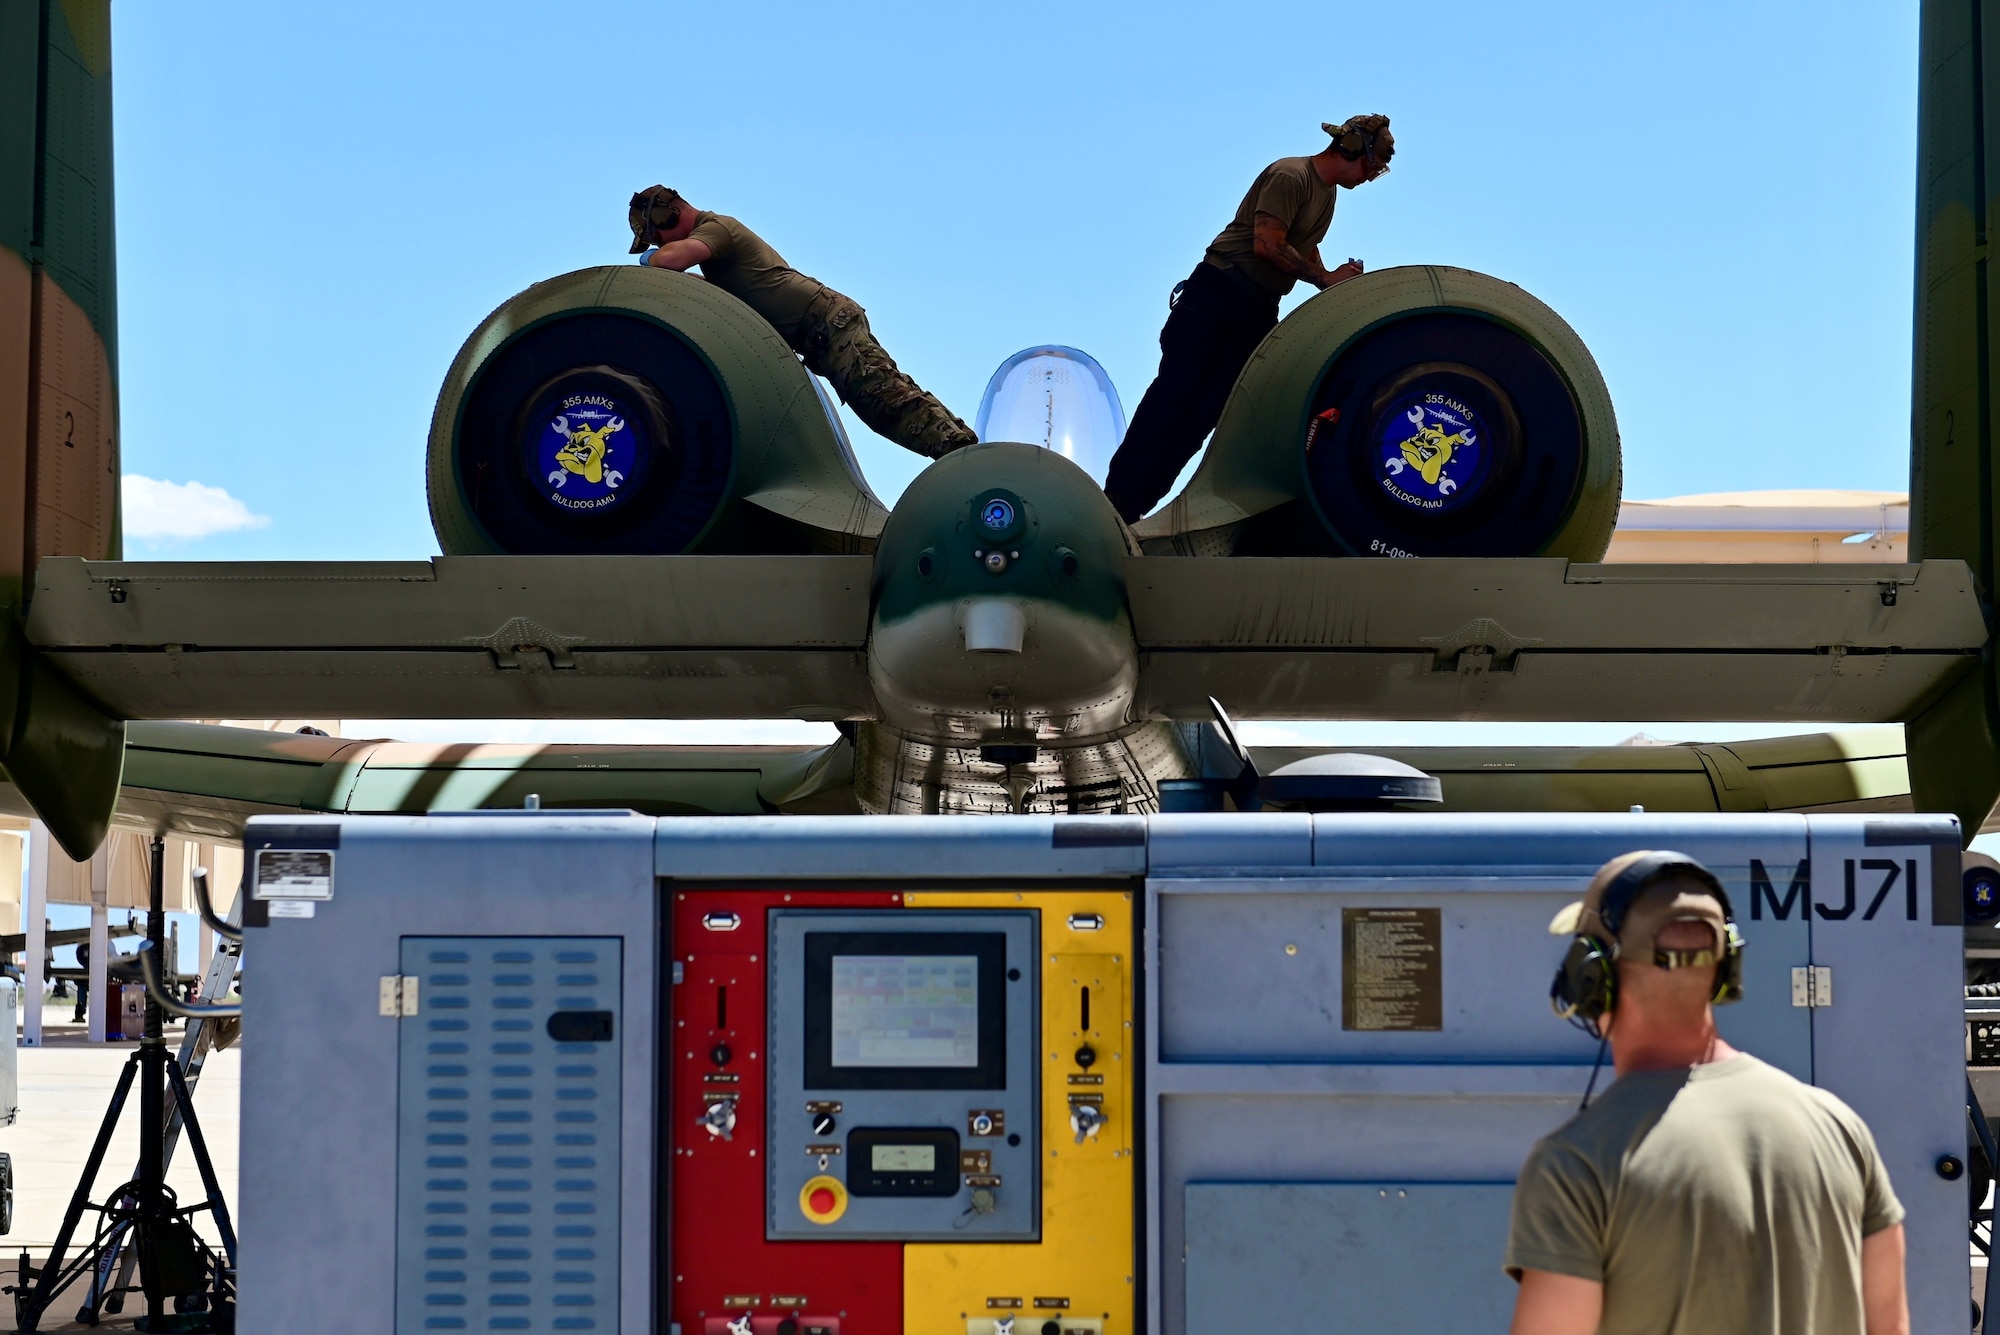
[{"xmin": 122, "ymin": 475, "xmax": 271, "ymax": 541}]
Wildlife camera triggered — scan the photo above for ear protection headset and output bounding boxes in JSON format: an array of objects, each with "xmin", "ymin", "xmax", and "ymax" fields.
[
  {"xmin": 628, "ymin": 187, "xmax": 685, "ymax": 251},
  {"xmin": 1548, "ymin": 851, "xmax": 1745, "ymax": 1036},
  {"xmin": 1329, "ymin": 115, "xmax": 1392, "ymax": 163},
  {"xmin": 1334, "ymin": 127, "xmax": 1374, "ymax": 159}
]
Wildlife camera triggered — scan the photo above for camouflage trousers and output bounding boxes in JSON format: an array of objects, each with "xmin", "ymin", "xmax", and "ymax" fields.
[{"xmin": 794, "ymin": 288, "xmax": 977, "ymax": 459}]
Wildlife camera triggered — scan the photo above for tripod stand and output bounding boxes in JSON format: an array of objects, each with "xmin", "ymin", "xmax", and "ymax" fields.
[{"xmin": 9, "ymin": 837, "xmax": 240, "ymax": 1333}]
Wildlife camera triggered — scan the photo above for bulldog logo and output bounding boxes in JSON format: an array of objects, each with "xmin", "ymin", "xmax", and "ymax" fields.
[
  {"xmin": 1377, "ymin": 393, "xmax": 1484, "ymax": 513},
  {"xmin": 532, "ymin": 392, "xmax": 646, "ymax": 513},
  {"xmin": 552, "ymin": 414, "xmax": 624, "ymax": 487}
]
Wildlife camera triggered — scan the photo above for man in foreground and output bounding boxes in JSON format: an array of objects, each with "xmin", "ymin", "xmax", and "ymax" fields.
[
  {"xmin": 1508, "ymin": 851, "xmax": 1908, "ymax": 1335},
  {"xmin": 627, "ymin": 186, "xmax": 976, "ymax": 459},
  {"xmin": 1100, "ymin": 115, "xmax": 1392, "ymax": 524}
]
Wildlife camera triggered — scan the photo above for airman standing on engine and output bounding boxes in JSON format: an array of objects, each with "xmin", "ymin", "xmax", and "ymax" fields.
[
  {"xmin": 628, "ymin": 187, "xmax": 977, "ymax": 460},
  {"xmin": 1102, "ymin": 116, "xmax": 1393, "ymax": 524}
]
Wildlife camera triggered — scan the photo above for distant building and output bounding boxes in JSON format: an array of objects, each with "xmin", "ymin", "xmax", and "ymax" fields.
[{"xmin": 1604, "ymin": 490, "xmax": 1907, "ymax": 563}]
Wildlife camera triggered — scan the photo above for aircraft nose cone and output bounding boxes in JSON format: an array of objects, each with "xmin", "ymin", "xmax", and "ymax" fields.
[
  {"xmin": 869, "ymin": 441, "xmax": 1139, "ymax": 743},
  {"xmin": 963, "ymin": 599, "xmax": 1027, "ymax": 654}
]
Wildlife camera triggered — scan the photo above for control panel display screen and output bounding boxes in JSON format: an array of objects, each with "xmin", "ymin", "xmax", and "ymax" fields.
[
  {"xmin": 831, "ymin": 955, "xmax": 979, "ymax": 1068},
  {"xmin": 803, "ymin": 931, "xmax": 1008, "ymax": 1090},
  {"xmin": 846, "ymin": 1126, "xmax": 961, "ymax": 1196},
  {"xmin": 870, "ymin": 1143, "xmax": 937, "ymax": 1173}
]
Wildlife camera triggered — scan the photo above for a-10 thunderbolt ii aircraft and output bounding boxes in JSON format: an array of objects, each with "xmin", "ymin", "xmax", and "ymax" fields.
[{"xmin": 2, "ymin": 0, "xmax": 1998, "ymax": 862}]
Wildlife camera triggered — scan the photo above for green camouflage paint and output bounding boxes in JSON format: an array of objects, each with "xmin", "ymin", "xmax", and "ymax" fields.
[
  {"xmin": 0, "ymin": 0, "xmax": 125, "ymax": 859},
  {"xmin": 871, "ymin": 441, "xmax": 1130, "ymax": 629},
  {"xmin": 1908, "ymin": 0, "xmax": 2000, "ymax": 841}
]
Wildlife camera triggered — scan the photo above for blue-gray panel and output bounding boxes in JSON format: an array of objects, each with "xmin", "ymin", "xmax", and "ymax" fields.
[
  {"xmin": 1152, "ymin": 1093, "xmax": 1571, "ymax": 1335},
  {"xmin": 396, "ymin": 937, "xmax": 622, "ymax": 1334},
  {"xmin": 655, "ymin": 815, "xmax": 1146, "ymax": 879},
  {"xmin": 1184, "ymin": 1182, "xmax": 1517, "ymax": 1333},
  {"xmin": 1157, "ymin": 885, "xmax": 1601, "ymax": 1063},
  {"xmin": 1311, "ymin": 812, "xmax": 1812, "ymax": 875},
  {"xmin": 1154, "ymin": 877, "xmax": 1809, "ymax": 1076},
  {"xmin": 235, "ymin": 814, "xmax": 655, "ymax": 1335},
  {"xmin": 1147, "ymin": 820, "xmax": 1823, "ymax": 1335},
  {"xmin": 1148, "ymin": 814, "xmax": 1312, "ymax": 872},
  {"xmin": 1805, "ymin": 816, "xmax": 1966, "ymax": 1335}
]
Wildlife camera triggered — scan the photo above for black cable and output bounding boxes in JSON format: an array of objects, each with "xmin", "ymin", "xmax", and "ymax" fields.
[
  {"xmin": 1579, "ymin": 1037, "xmax": 1609, "ymax": 1112},
  {"xmin": 189, "ymin": 868, "xmax": 242, "ymax": 944}
]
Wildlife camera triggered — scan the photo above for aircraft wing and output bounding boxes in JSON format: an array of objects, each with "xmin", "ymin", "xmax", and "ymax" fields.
[
  {"xmin": 0, "ymin": 718, "xmax": 1939, "ymax": 847},
  {"xmin": 0, "ymin": 920, "xmax": 146, "ymax": 957},
  {"xmin": 1248, "ymin": 725, "xmax": 1921, "ymax": 818},
  {"xmin": 1129, "ymin": 557, "xmax": 1989, "ymax": 722},
  {"xmin": 0, "ymin": 721, "xmax": 862, "ymax": 843},
  {"xmin": 26, "ymin": 556, "xmax": 877, "ymax": 721}
]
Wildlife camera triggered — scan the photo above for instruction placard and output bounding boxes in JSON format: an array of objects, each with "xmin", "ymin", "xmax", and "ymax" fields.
[
  {"xmin": 1342, "ymin": 907, "xmax": 1442, "ymax": 1031},
  {"xmin": 254, "ymin": 848, "xmax": 335, "ymax": 900}
]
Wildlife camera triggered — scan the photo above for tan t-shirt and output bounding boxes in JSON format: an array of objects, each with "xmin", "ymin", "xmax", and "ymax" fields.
[
  {"xmin": 1506, "ymin": 1054, "xmax": 1903, "ymax": 1335},
  {"xmin": 687, "ymin": 213, "xmax": 827, "ymax": 343},
  {"xmin": 1203, "ymin": 156, "xmax": 1338, "ymax": 297}
]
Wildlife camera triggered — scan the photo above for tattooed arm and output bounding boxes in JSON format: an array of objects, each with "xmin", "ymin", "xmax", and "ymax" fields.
[
  {"xmin": 1253, "ymin": 214, "xmax": 1360, "ymax": 289},
  {"xmin": 1301, "ymin": 239, "xmax": 1363, "ymax": 287}
]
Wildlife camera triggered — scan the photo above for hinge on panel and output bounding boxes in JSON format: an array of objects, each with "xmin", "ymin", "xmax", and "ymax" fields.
[
  {"xmin": 672, "ymin": 961, "xmax": 685, "ymax": 985},
  {"xmin": 1790, "ymin": 966, "xmax": 1832, "ymax": 1008},
  {"xmin": 379, "ymin": 975, "xmax": 420, "ymax": 1016}
]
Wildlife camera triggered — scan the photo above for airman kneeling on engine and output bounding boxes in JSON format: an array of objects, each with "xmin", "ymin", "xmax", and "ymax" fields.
[{"xmin": 628, "ymin": 187, "xmax": 977, "ymax": 460}]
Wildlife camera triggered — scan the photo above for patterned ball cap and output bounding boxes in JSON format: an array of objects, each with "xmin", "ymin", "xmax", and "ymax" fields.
[
  {"xmin": 1323, "ymin": 114, "xmax": 1395, "ymax": 164},
  {"xmin": 628, "ymin": 185, "xmax": 685, "ymax": 254},
  {"xmin": 1547, "ymin": 850, "xmax": 1732, "ymax": 970}
]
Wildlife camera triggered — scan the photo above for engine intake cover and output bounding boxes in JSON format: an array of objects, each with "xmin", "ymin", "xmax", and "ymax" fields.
[
  {"xmin": 1137, "ymin": 265, "xmax": 1621, "ymax": 561},
  {"xmin": 429, "ymin": 266, "xmax": 883, "ymax": 555}
]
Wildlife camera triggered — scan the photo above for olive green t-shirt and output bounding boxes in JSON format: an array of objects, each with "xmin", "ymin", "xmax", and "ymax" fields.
[
  {"xmin": 1203, "ymin": 156, "xmax": 1338, "ymax": 297},
  {"xmin": 1505, "ymin": 1054, "xmax": 1903, "ymax": 1335},
  {"xmin": 687, "ymin": 212, "xmax": 827, "ymax": 343}
]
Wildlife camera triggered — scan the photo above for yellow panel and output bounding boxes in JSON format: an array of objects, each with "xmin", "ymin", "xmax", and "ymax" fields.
[{"xmin": 901, "ymin": 889, "xmax": 1135, "ymax": 1335}]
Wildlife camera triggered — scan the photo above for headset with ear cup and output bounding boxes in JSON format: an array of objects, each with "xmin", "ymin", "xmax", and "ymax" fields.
[
  {"xmin": 1548, "ymin": 851, "xmax": 1745, "ymax": 1036},
  {"xmin": 627, "ymin": 186, "xmax": 686, "ymax": 253},
  {"xmin": 1326, "ymin": 114, "xmax": 1393, "ymax": 164}
]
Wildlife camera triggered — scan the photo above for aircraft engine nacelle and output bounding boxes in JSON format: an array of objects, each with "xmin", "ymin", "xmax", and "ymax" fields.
[
  {"xmin": 427, "ymin": 266, "xmax": 885, "ymax": 555},
  {"xmin": 1138, "ymin": 265, "xmax": 1622, "ymax": 560}
]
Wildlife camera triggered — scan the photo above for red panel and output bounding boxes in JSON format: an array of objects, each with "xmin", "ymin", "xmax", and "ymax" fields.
[{"xmin": 670, "ymin": 890, "xmax": 904, "ymax": 1335}]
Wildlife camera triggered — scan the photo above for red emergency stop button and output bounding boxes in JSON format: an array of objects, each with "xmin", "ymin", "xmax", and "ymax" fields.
[{"xmin": 799, "ymin": 1173, "xmax": 848, "ymax": 1224}]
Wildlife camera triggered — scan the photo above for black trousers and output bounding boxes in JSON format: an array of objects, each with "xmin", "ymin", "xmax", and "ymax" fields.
[{"xmin": 1103, "ymin": 263, "xmax": 1280, "ymax": 523}]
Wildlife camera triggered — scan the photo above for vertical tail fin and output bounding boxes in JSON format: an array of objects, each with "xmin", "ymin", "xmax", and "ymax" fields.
[{"xmin": 0, "ymin": 0, "xmax": 123, "ymax": 858}]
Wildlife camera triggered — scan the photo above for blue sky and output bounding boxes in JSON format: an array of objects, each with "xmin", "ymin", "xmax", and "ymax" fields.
[
  {"xmin": 23, "ymin": 1, "xmax": 1942, "ymax": 977},
  {"xmin": 34, "ymin": 2, "xmax": 1946, "ymax": 950},
  {"xmin": 111, "ymin": 1, "xmax": 1919, "ymax": 559},
  {"xmin": 97, "ymin": 1, "xmax": 1924, "ymax": 757}
]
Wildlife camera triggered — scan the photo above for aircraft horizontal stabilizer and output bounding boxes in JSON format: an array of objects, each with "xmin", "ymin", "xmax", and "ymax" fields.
[
  {"xmin": 27, "ymin": 555, "xmax": 877, "ymax": 721},
  {"xmin": 1129, "ymin": 557, "xmax": 1987, "ymax": 722},
  {"xmin": 26, "ymin": 554, "xmax": 1991, "ymax": 729}
]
